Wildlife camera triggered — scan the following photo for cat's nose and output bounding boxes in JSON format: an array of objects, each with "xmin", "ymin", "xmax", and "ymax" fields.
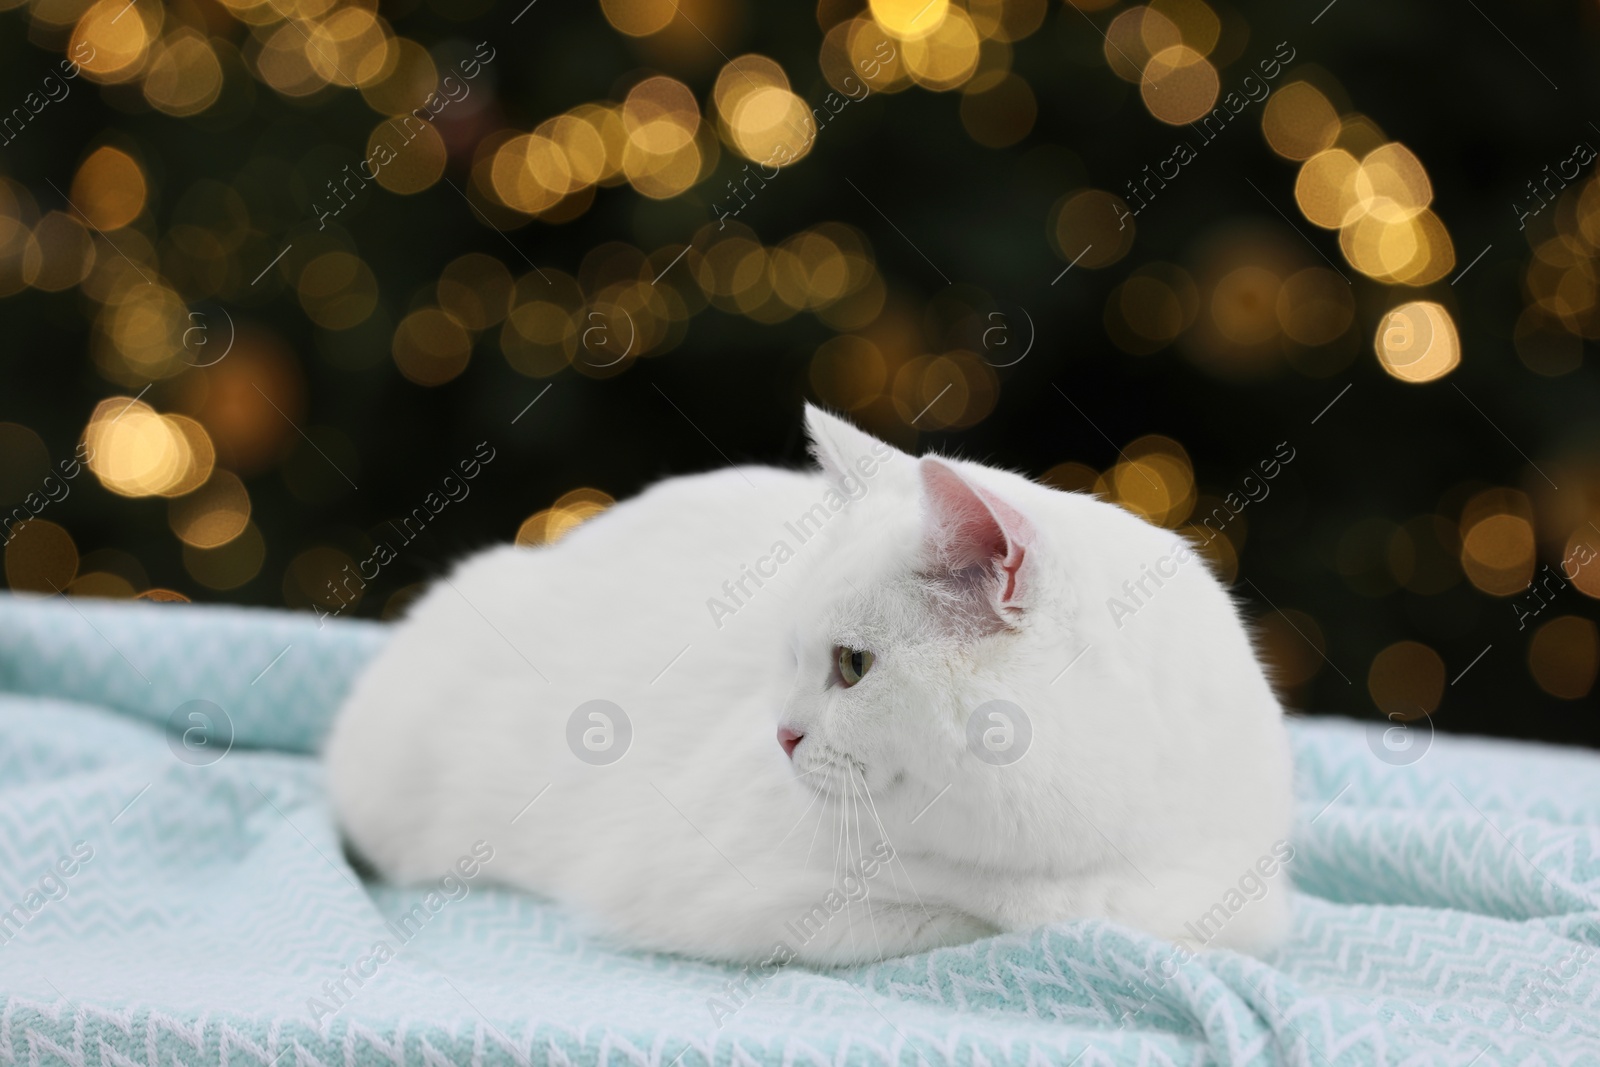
[{"xmin": 777, "ymin": 725, "xmax": 804, "ymax": 759}]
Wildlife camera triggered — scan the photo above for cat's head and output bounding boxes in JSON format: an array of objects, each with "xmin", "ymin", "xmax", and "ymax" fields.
[{"xmin": 774, "ymin": 404, "xmax": 1229, "ymax": 867}]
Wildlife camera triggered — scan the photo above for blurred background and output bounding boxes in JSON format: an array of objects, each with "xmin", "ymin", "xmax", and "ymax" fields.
[{"xmin": 1, "ymin": 0, "xmax": 1596, "ymax": 748}]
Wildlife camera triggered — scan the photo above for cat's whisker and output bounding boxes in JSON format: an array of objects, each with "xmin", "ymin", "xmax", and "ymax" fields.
[
  {"xmin": 848, "ymin": 765, "xmax": 883, "ymax": 963},
  {"xmin": 854, "ymin": 762, "xmax": 934, "ymax": 930},
  {"xmin": 842, "ymin": 771, "xmax": 861, "ymax": 959},
  {"xmin": 847, "ymin": 782, "xmax": 865, "ymax": 956},
  {"xmin": 768, "ymin": 763, "xmax": 829, "ymax": 857},
  {"xmin": 802, "ymin": 758, "xmax": 837, "ymax": 871}
]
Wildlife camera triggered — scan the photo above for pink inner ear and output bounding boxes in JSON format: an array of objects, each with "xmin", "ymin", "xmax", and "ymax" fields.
[{"xmin": 921, "ymin": 460, "xmax": 1034, "ymax": 604}]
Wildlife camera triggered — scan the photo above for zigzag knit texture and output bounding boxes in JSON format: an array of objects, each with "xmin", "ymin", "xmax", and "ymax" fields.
[{"xmin": 0, "ymin": 593, "xmax": 1596, "ymax": 1066}]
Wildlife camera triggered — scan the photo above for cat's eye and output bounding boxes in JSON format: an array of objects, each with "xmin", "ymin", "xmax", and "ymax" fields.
[{"xmin": 836, "ymin": 646, "xmax": 875, "ymax": 687}]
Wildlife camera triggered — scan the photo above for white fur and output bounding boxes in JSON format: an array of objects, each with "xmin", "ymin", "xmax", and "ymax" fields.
[{"xmin": 324, "ymin": 406, "xmax": 1294, "ymax": 965}]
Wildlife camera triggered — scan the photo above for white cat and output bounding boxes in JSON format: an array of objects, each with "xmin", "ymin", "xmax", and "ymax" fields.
[{"xmin": 324, "ymin": 405, "xmax": 1294, "ymax": 966}]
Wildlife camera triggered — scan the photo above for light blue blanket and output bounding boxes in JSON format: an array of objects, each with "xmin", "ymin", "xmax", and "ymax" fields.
[{"xmin": 0, "ymin": 593, "xmax": 1596, "ymax": 1066}]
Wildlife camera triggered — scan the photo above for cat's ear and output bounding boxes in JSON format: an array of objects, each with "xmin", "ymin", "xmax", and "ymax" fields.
[
  {"xmin": 920, "ymin": 458, "xmax": 1035, "ymax": 623},
  {"xmin": 804, "ymin": 404, "xmax": 904, "ymax": 484}
]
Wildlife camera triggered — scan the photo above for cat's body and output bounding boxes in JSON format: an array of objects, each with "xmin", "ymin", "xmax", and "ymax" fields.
[{"xmin": 325, "ymin": 407, "xmax": 1294, "ymax": 965}]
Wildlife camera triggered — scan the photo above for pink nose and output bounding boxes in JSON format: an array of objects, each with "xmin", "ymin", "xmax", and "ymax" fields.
[{"xmin": 777, "ymin": 725, "xmax": 804, "ymax": 759}]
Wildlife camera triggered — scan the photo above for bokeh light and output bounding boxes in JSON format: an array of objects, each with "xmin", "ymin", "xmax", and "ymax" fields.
[
  {"xmin": 517, "ymin": 489, "xmax": 616, "ymax": 546},
  {"xmin": 3, "ymin": 519, "xmax": 78, "ymax": 594},
  {"xmin": 0, "ymin": 0, "xmax": 1591, "ymax": 756},
  {"xmin": 1375, "ymin": 301, "xmax": 1460, "ymax": 383},
  {"xmin": 1368, "ymin": 640, "xmax": 1446, "ymax": 719},
  {"xmin": 1528, "ymin": 616, "xmax": 1598, "ymax": 699}
]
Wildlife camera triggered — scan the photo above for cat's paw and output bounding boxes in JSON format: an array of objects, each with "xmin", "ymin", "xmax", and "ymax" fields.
[{"xmin": 907, "ymin": 906, "xmax": 999, "ymax": 952}]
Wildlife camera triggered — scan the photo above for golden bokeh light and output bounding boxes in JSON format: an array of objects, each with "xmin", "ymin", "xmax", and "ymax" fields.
[
  {"xmin": 1103, "ymin": 6, "xmax": 1182, "ymax": 83},
  {"xmin": 179, "ymin": 331, "xmax": 305, "ymax": 476},
  {"xmin": 93, "ymin": 283, "xmax": 190, "ymax": 383},
  {"xmin": 3, "ymin": 518, "xmax": 78, "ymax": 595},
  {"xmin": 1104, "ymin": 262, "xmax": 1199, "ymax": 355},
  {"xmin": 714, "ymin": 54, "xmax": 789, "ymax": 118},
  {"xmin": 1375, "ymin": 301, "xmax": 1460, "ymax": 383},
  {"xmin": 901, "ymin": 8, "xmax": 981, "ymax": 91},
  {"xmin": 968, "ymin": 0, "xmax": 1047, "ymax": 42},
  {"xmin": 810, "ymin": 335, "xmax": 889, "ymax": 411},
  {"xmin": 1182, "ymin": 521, "xmax": 1239, "ymax": 584},
  {"xmin": 305, "ymin": 7, "xmax": 394, "ymax": 89},
  {"xmin": 503, "ymin": 298, "xmax": 579, "ymax": 377},
  {"xmin": 70, "ymin": 147, "xmax": 147, "ymax": 231},
  {"xmin": 1097, "ymin": 439, "xmax": 1195, "ymax": 528},
  {"xmin": 517, "ymin": 489, "xmax": 615, "ymax": 546},
  {"xmin": 1295, "ymin": 149, "xmax": 1362, "ymax": 229},
  {"xmin": 71, "ymin": 0, "xmax": 157, "ymax": 83},
  {"xmin": 183, "ymin": 519, "xmax": 266, "ymax": 590},
  {"xmin": 1333, "ymin": 115, "xmax": 1389, "ymax": 160},
  {"xmin": 491, "ymin": 133, "xmax": 570, "ymax": 215},
  {"xmin": 870, "ymin": 0, "xmax": 949, "ymax": 40},
  {"xmin": 83, "ymin": 397, "xmax": 197, "ymax": 498},
  {"xmin": 23, "ymin": 212, "xmax": 96, "ymax": 292},
  {"xmin": 541, "ymin": 114, "xmax": 609, "ymax": 188},
  {"xmin": 1340, "ymin": 208, "xmax": 1455, "ymax": 285},
  {"xmin": 1052, "ymin": 189, "xmax": 1135, "ymax": 269},
  {"xmin": 841, "ymin": 16, "xmax": 912, "ymax": 93},
  {"xmin": 1255, "ymin": 608, "xmax": 1326, "ymax": 695},
  {"xmin": 1294, "ymin": 136, "xmax": 1454, "ymax": 284},
  {"xmin": 256, "ymin": 22, "xmax": 330, "ymax": 97},
  {"xmin": 890, "ymin": 351, "xmax": 996, "ymax": 430},
  {"xmin": 600, "ymin": 0, "xmax": 677, "ymax": 36},
  {"xmin": 1261, "ymin": 81, "xmax": 1339, "ymax": 161},
  {"xmin": 1367, "ymin": 640, "xmax": 1445, "ymax": 719},
  {"xmin": 169, "ymin": 469, "xmax": 251, "ymax": 549},
  {"xmin": 1528, "ymin": 615, "xmax": 1598, "ymax": 700},
  {"xmin": 79, "ymin": 546, "xmax": 149, "ymax": 594},
  {"xmin": 161, "ymin": 415, "xmax": 217, "ymax": 498},
  {"xmin": 1210, "ymin": 266, "xmax": 1281, "ymax": 345},
  {"xmin": 1460, "ymin": 511, "xmax": 1535, "ymax": 596},
  {"xmin": 1355, "ymin": 143, "xmax": 1432, "ymax": 222},
  {"xmin": 728, "ymin": 86, "xmax": 815, "ymax": 164},
  {"xmin": 1148, "ymin": 0, "xmax": 1220, "ymax": 55},
  {"xmin": 1140, "ymin": 45, "xmax": 1219, "ymax": 126},
  {"xmin": 620, "ymin": 76, "xmax": 705, "ymax": 199},
  {"xmin": 361, "ymin": 38, "xmax": 438, "ymax": 115},
  {"xmin": 68, "ymin": 572, "xmax": 138, "ymax": 599},
  {"xmin": 1566, "ymin": 530, "xmax": 1600, "ymax": 599},
  {"xmin": 144, "ymin": 31, "xmax": 224, "ymax": 116},
  {"xmin": 368, "ymin": 119, "xmax": 446, "ymax": 194},
  {"xmin": 1041, "ymin": 462, "xmax": 1099, "ymax": 494},
  {"xmin": 393, "ymin": 307, "xmax": 473, "ymax": 386},
  {"xmin": 624, "ymin": 76, "xmax": 701, "ymax": 151}
]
